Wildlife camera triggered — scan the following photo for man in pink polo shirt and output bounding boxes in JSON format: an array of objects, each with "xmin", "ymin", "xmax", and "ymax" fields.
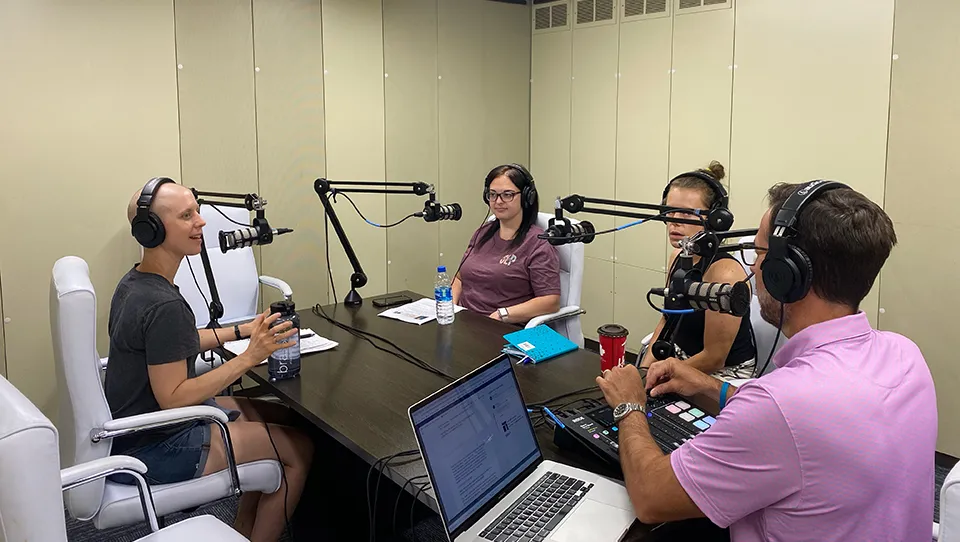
[{"xmin": 597, "ymin": 181, "xmax": 937, "ymax": 541}]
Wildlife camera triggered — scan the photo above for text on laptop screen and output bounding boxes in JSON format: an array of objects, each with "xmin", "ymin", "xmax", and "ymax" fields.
[{"xmin": 411, "ymin": 357, "xmax": 540, "ymax": 532}]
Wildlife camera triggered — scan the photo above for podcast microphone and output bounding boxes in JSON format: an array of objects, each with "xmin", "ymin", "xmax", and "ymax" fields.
[
  {"xmin": 649, "ymin": 280, "xmax": 751, "ymax": 317},
  {"xmin": 422, "ymin": 200, "xmax": 462, "ymax": 222},
  {"xmin": 539, "ymin": 217, "xmax": 596, "ymax": 245},
  {"xmin": 219, "ymin": 217, "xmax": 293, "ymax": 253}
]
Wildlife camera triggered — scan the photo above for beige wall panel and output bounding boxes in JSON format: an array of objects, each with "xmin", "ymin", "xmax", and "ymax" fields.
[
  {"xmin": 0, "ymin": 0, "xmax": 180, "ymax": 416},
  {"xmin": 581, "ymin": 257, "xmax": 615, "ymax": 342},
  {"xmin": 175, "ymin": 0, "xmax": 258, "ymax": 194},
  {"xmin": 383, "ymin": 0, "xmax": 439, "ymax": 297},
  {"xmin": 613, "ymin": 264, "xmax": 666, "ymax": 355},
  {"xmin": 439, "ymin": 0, "xmax": 488, "ymax": 270},
  {"xmin": 321, "ymin": 0, "xmax": 388, "ymax": 302},
  {"xmin": 252, "ymin": 0, "xmax": 327, "ymax": 309},
  {"xmin": 482, "ymin": 1, "xmax": 531, "ymax": 169},
  {"xmin": 571, "ymin": 25, "xmax": 620, "ymax": 264},
  {"xmin": 668, "ymin": 9, "xmax": 733, "ymax": 180},
  {"xmin": 882, "ymin": 0, "xmax": 960, "ymax": 456},
  {"xmin": 531, "ymin": 31, "xmax": 573, "ymax": 204},
  {"xmin": 615, "ymin": 18, "xmax": 672, "ymax": 273},
  {"xmin": 729, "ymin": 0, "xmax": 894, "ymax": 225},
  {"xmin": 879, "ymin": 223, "xmax": 960, "ymax": 455}
]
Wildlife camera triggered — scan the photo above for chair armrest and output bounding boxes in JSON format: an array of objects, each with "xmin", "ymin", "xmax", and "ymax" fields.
[
  {"xmin": 93, "ymin": 405, "xmax": 241, "ymax": 498},
  {"xmin": 933, "ymin": 522, "xmax": 940, "ymax": 541},
  {"xmin": 259, "ymin": 275, "xmax": 293, "ymax": 300},
  {"xmin": 61, "ymin": 455, "xmax": 147, "ymax": 487},
  {"xmin": 640, "ymin": 332, "xmax": 654, "ymax": 346},
  {"xmin": 61, "ymin": 456, "xmax": 160, "ymax": 533},
  {"xmin": 99, "ymin": 405, "xmax": 228, "ymax": 435},
  {"xmin": 526, "ymin": 306, "xmax": 583, "ymax": 329}
]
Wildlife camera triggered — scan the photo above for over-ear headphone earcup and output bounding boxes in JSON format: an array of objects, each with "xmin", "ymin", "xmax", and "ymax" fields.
[
  {"xmin": 132, "ymin": 212, "xmax": 166, "ymax": 249},
  {"xmin": 762, "ymin": 246, "xmax": 813, "ymax": 304},
  {"xmin": 522, "ymin": 183, "xmax": 537, "ymax": 209}
]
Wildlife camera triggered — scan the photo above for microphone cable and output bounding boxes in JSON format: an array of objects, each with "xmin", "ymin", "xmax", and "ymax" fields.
[
  {"xmin": 544, "ymin": 208, "xmax": 706, "ymax": 243},
  {"xmin": 367, "ymin": 449, "xmax": 421, "ymax": 542},
  {"xmin": 204, "ymin": 203, "xmax": 253, "ymax": 228},
  {"xmin": 311, "ymin": 302, "xmax": 456, "ymax": 382},
  {"xmin": 263, "ymin": 421, "xmax": 292, "ymax": 538},
  {"xmin": 331, "ymin": 189, "xmax": 419, "ymax": 228},
  {"xmin": 394, "ymin": 475, "xmax": 430, "ymax": 537}
]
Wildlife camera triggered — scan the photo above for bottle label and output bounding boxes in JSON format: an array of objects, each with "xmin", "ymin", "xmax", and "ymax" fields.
[{"xmin": 435, "ymin": 286, "xmax": 452, "ymax": 302}]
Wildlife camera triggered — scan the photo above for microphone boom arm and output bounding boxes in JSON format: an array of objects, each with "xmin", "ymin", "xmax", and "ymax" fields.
[{"xmin": 314, "ymin": 178, "xmax": 455, "ymax": 306}]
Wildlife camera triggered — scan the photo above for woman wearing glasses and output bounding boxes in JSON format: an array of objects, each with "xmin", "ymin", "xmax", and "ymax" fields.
[
  {"xmin": 639, "ymin": 162, "xmax": 757, "ymax": 380},
  {"xmin": 451, "ymin": 164, "xmax": 561, "ymax": 324}
]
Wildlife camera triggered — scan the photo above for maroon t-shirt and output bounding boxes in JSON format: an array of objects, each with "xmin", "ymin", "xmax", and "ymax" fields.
[{"xmin": 457, "ymin": 223, "xmax": 561, "ymax": 317}]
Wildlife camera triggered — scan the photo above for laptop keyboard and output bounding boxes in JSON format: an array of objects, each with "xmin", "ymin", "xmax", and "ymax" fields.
[{"xmin": 479, "ymin": 472, "xmax": 593, "ymax": 542}]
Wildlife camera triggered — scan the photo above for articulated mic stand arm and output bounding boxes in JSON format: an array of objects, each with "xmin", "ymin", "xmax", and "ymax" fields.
[{"xmin": 313, "ymin": 178, "xmax": 461, "ymax": 307}]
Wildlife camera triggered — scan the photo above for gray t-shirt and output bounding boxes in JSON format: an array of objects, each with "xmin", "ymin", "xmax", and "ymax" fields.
[{"xmin": 104, "ymin": 267, "xmax": 200, "ymax": 451}]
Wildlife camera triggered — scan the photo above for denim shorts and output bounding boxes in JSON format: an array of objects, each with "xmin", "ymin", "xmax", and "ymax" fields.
[{"xmin": 110, "ymin": 400, "xmax": 239, "ymax": 486}]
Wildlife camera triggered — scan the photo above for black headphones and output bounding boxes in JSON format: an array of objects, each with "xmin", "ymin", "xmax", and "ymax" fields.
[
  {"xmin": 483, "ymin": 163, "xmax": 538, "ymax": 209},
  {"xmin": 761, "ymin": 179, "xmax": 849, "ymax": 303},
  {"xmin": 661, "ymin": 170, "xmax": 729, "ymax": 210},
  {"xmin": 131, "ymin": 177, "xmax": 175, "ymax": 248}
]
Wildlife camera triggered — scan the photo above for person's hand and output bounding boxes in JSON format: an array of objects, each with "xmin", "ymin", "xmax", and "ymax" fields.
[
  {"xmin": 645, "ymin": 358, "xmax": 714, "ymax": 399},
  {"xmin": 238, "ymin": 320, "xmax": 254, "ymax": 339},
  {"xmin": 488, "ymin": 311, "xmax": 501, "ymax": 321},
  {"xmin": 596, "ymin": 364, "xmax": 647, "ymax": 409},
  {"xmin": 242, "ymin": 310, "xmax": 298, "ymax": 367}
]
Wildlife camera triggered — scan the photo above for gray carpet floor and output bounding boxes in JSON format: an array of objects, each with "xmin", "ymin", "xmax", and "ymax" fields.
[{"xmin": 65, "ymin": 464, "xmax": 952, "ymax": 541}]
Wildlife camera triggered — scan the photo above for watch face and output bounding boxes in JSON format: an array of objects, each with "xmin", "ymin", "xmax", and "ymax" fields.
[{"xmin": 613, "ymin": 404, "xmax": 627, "ymax": 419}]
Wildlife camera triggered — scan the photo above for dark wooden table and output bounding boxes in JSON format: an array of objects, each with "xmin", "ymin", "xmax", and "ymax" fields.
[{"xmin": 247, "ymin": 291, "xmax": 726, "ymax": 541}]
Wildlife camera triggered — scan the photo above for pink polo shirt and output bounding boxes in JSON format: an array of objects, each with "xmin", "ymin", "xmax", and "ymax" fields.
[{"xmin": 671, "ymin": 312, "xmax": 937, "ymax": 542}]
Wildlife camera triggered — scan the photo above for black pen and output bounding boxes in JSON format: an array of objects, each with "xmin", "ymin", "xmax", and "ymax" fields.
[{"xmin": 299, "ymin": 332, "xmax": 315, "ymax": 339}]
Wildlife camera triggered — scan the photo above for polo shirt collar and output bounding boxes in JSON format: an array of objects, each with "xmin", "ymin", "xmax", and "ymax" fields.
[{"xmin": 773, "ymin": 312, "xmax": 872, "ymax": 368}]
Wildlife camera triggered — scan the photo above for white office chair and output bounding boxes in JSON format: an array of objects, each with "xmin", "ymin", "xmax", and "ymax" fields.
[
  {"xmin": 0, "ymin": 372, "xmax": 248, "ymax": 541},
  {"xmin": 483, "ymin": 213, "xmax": 585, "ymax": 347},
  {"xmin": 51, "ymin": 256, "xmax": 282, "ymax": 531},
  {"xmin": 173, "ymin": 204, "xmax": 293, "ymax": 375},
  {"xmin": 935, "ymin": 462, "xmax": 960, "ymax": 540}
]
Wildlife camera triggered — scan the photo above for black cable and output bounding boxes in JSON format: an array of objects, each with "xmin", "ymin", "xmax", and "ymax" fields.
[
  {"xmin": 545, "ymin": 209, "xmax": 704, "ymax": 243},
  {"xmin": 409, "ymin": 482, "xmax": 432, "ymax": 542},
  {"xmin": 323, "ymin": 209, "xmax": 339, "ymax": 304},
  {"xmin": 332, "ymin": 190, "xmax": 419, "ymax": 229},
  {"xmin": 393, "ymin": 475, "xmax": 429, "ymax": 536},
  {"xmin": 366, "ymin": 450, "xmax": 420, "ymax": 542},
  {"xmin": 312, "ymin": 302, "xmax": 457, "ymax": 382},
  {"xmin": 755, "ymin": 302, "xmax": 784, "ymax": 377},
  {"xmin": 186, "ymin": 257, "xmax": 223, "ymax": 369},
  {"xmin": 263, "ymin": 422, "xmax": 292, "ymax": 538},
  {"xmin": 451, "ymin": 211, "xmax": 491, "ymax": 284},
  {"xmin": 205, "ymin": 203, "xmax": 252, "ymax": 227},
  {"xmin": 526, "ymin": 386, "xmax": 600, "ymax": 410}
]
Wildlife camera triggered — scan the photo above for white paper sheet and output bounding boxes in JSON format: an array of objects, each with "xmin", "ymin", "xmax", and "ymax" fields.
[
  {"xmin": 223, "ymin": 328, "xmax": 338, "ymax": 364},
  {"xmin": 377, "ymin": 297, "xmax": 466, "ymax": 325}
]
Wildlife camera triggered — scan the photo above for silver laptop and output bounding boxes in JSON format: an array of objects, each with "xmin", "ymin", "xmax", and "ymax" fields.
[{"xmin": 408, "ymin": 354, "xmax": 636, "ymax": 542}]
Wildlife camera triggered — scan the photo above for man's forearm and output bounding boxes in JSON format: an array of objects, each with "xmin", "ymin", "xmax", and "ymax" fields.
[
  {"xmin": 619, "ymin": 413, "xmax": 669, "ymax": 514},
  {"xmin": 164, "ymin": 355, "xmax": 253, "ymax": 409}
]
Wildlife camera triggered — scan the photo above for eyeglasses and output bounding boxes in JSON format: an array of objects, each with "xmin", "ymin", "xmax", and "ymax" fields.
[
  {"xmin": 485, "ymin": 190, "xmax": 519, "ymax": 203},
  {"xmin": 739, "ymin": 242, "xmax": 769, "ymax": 266}
]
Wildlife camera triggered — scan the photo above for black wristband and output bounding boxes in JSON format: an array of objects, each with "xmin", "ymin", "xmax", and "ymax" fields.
[{"xmin": 234, "ymin": 325, "xmax": 243, "ymax": 341}]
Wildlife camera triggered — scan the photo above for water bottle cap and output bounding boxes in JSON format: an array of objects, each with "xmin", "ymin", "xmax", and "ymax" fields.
[{"xmin": 438, "ymin": 265, "xmax": 447, "ymax": 272}]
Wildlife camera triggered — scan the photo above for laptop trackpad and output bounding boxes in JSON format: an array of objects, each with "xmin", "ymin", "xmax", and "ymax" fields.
[{"xmin": 549, "ymin": 499, "xmax": 634, "ymax": 542}]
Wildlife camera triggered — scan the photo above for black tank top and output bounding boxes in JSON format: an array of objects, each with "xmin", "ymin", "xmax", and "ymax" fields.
[{"xmin": 665, "ymin": 252, "xmax": 756, "ymax": 366}]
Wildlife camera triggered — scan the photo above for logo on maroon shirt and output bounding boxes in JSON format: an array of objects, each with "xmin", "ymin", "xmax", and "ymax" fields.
[{"xmin": 499, "ymin": 254, "xmax": 518, "ymax": 266}]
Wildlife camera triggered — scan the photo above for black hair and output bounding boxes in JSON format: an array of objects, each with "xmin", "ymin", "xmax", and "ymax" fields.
[{"xmin": 477, "ymin": 164, "xmax": 539, "ymax": 249}]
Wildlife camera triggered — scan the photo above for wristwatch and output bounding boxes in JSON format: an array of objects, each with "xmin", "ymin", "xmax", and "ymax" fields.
[
  {"xmin": 498, "ymin": 307, "xmax": 509, "ymax": 321},
  {"xmin": 613, "ymin": 402, "xmax": 645, "ymax": 422}
]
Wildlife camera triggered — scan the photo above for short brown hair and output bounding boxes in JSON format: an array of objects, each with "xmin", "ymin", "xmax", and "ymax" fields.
[{"xmin": 766, "ymin": 183, "xmax": 897, "ymax": 310}]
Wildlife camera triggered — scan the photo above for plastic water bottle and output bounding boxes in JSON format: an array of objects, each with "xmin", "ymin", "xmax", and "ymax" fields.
[
  {"xmin": 435, "ymin": 265, "xmax": 455, "ymax": 325},
  {"xmin": 268, "ymin": 300, "xmax": 301, "ymax": 381}
]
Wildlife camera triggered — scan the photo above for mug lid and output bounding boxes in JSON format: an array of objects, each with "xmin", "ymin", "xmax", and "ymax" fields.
[{"xmin": 597, "ymin": 324, "xmax": 628, "ymax": 338}]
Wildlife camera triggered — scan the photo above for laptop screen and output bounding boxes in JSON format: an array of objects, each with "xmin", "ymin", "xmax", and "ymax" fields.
[{"xmin": 410, "ymin": 355, "xmax": 542, "ymax": 535}]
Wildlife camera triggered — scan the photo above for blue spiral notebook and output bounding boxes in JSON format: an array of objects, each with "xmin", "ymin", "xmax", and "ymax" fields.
[{"xmin": 502, "ymin": 325, "xmax": 579, "ymax": 364}]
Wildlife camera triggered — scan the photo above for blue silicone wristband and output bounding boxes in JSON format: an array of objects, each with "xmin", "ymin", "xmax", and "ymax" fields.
[{"xmin": 719, "ymin": 382, "xmax": 730, "ymax": 410}]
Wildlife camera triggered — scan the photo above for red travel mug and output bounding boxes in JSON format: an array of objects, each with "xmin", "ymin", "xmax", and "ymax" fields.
[{"xmin": 597, "ymin": 324, "xmax": 629, "ymax": 373}]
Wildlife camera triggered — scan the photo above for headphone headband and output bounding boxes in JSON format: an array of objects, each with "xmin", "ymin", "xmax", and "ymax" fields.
[
  {"xmin": 662, "ymin": 170, "xmax": 729, "ymax": 210},
  {"xmin": 138, "ymin": 177, "xmax": 175, "ymax": 210},
  {"xmin": 771, "ymin": 179, "xmax": 849, "ymax": 236}
]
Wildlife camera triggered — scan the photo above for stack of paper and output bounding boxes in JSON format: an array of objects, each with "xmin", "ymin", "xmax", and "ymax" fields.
[
  {"xmin": 377, "ymin": 297, "xmax": 466, "ymax": 325},
  {"xmin": 223, "ymin": 328, "xmax": 338, "ymax": 365}
]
